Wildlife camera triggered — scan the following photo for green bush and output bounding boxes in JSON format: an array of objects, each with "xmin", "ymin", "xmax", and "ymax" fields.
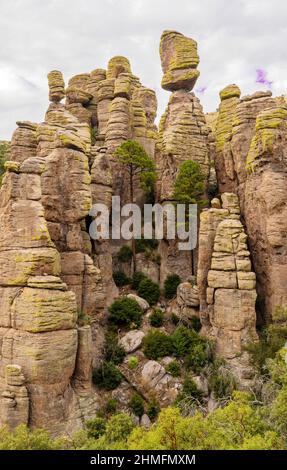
[
  {"xmin": 113, "ymin": 271, "xmax": 131, "ymax": 287},
  {"xmin": 171, "ymin": 326, "xmax": 199, "ymax": 357},
  {"xmin": 85, "ymin": 417, "xmax": 106, "ymax": 439},
  {"xmin": 171, "ymin": 313, "xmax": 180, "ymax": 325},
  {"xmin": 131, "ymin": 271, "xmax": 147, "ymax": 290},
  {"xmin": 105, "ymin": 399, "xmax": 118, "ymax": 415},
  {"xmin": 245, "ymin": 324, "xmax": 287, "ymax": 373},
  {"xmin": 149, "ymin": 309, "xmax": 164, "ymax": 327},
  {"xmin": 209, "ymin": 364, "xmax": 236, "ymax": 400},
  {"xmin": 117, "ymin": 246, "xmax": 133, "ymax": 263},
  {"xmin": 147, "ymin": 399, "xmax": 160, "ymax": 420},
  {"xmin": 105, "ymin": 413, "xmax": 135, "ymax": 443},
  {"xmin": 164, "ymin": 274, "xmax": 181, "ymax": 299},
  {"xmin": 138, "ymin": 278, "xmax": 160, "ymax": 306},
  {"xmin": 170, "ymin": 326, "xmax": 212, "ymax": 373},
  {"xmin": 190, "ymin": 315, "xmax": 201, "ymax": 333},
  {"xmin": 128, "ymin": 356, "xmax": 138, "ymax": 369},
  {"xmin": 185, "ymin": 341, "xmax": 210, "ymax": 373},
  {"xmin": 178, "ymin": 376, "xmax": 203, "ymax": 402},
  {"xmin": 92, "ymin": 362, "xmax": 122, "ymax": 390},
  {"xmin": 143, "ymin": 330, "xmax": 173, "ymax": 360},
  {"xmin": 108, "ymin": 297, "xmax": 143, "ymax": 328},
  {"xmin": 129, "ymin": 394, "xmax": 145, "ymax": 417},
  {"xmin": 135, "ymin": 239, "xmax": 159, "ymax": 254},
  {"xmin": 165, "ymin": 360, "xmax": 181, "ymax": 377},
  {"xmin": 104, "ymin": 331, "xmax": 126, "ymax": 365}
]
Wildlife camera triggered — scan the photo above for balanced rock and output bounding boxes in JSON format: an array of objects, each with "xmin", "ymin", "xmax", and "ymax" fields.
[
  {"xmin": 160, "ymin": 30, "xmax": 200, "ymax": 91},
  {"xmin": 47, "ymin": 70, "xmax": 65, "ymax": 103}
]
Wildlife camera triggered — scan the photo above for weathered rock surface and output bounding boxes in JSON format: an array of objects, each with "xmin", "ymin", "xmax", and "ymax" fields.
[
  {"xmin": 160, "ymin": 31, "xmax": 200, "ymax": 91},
  {"xmin": 119, "ymin": 330, "xmax": 145, "ymax": 353},
  {"xmin": 198, "ymin": 193, "xmax": 257, "ymax": 381}
]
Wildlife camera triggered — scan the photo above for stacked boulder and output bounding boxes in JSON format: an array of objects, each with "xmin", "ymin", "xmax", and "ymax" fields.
[
  {"xmin": 157, "ymin": 31, "xmax": 211, "ymax": 282},
  {"xmin": 198, "ymin": 194, "xmax": 257, "ymax": 383}
]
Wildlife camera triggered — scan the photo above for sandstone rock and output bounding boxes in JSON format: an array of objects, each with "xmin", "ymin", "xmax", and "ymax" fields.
[
  {"xmin": 127, "ymin": 294, "xmax": 149, "ymax": 311},
  {"xmin": 119, "ymin": 330, "xmax": 145, "ymax": 353},
  {"xmin": 47, "ymin": 70, "xmax": 65, "ymax": 103},
  {"xmin": 141, "ymin": 360, "xmax": 166, "ymax": 388},
  {"xmin": 160, "ymin": 31, "xmax": 200, "ymax": 91},
  {"xmin": 214, "ymin": 84, "xmax": 241, "ymax": 193},
  {"xmin": 107, "ymin": 56, "xmax": 131, "ymax": 79},
  {"xmin": 140, "ymin": 413, "xmax": 151, "ymax": 429},
  {"xmin": 198, "ymin": 193, "xmax": 258, "ymax": 379}
]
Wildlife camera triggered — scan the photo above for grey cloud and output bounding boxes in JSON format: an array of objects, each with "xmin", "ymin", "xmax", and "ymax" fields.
[{"xmin": 0, "ymin": 0, "xmax": 286, "ymax": 139}]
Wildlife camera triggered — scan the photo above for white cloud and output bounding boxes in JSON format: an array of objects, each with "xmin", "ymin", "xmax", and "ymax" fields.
[{"xmin": 0, "ymin": 0, "xmax": 286, "ymax": 139}]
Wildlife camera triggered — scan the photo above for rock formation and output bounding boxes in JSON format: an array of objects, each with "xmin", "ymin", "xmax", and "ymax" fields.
[
  {"xmin": 198, "ymin": 193, "xmax": 257, "ymax": 383},
  {"xmin": 1, "ymin": 29, "xmax": 287, "ymax": 434},
  {"xmin": 157, "ymin": 31, "xmax": 211, "ymax": 282}
]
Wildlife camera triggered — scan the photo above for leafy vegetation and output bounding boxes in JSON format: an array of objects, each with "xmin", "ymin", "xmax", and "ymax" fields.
[
  {"xmin": 143, "ymin": 330, "xmax": 173, "ymax": 360},
  {"xmin": 149, "ymin": 308, "xmax": 164, "ymax": 327},
  {"xmin": 164, "ymin": 274, "xmax": 181, "ymax": 299},
  {"xmin": 114, "ymin": 140, "xmax": 156, "ymax": 271},
  {"xmin": 137, "ymin": 278, "xmax": 160, "ymax": 306},
  {"xmin": 113, "ymin": 271, "xmax": 131, "ymax": 287},
  {"xmin": 117, "ymin": 246, "xmax": 133, "ymax": 263},
  {"xmin": 131, "ymin": 271, "xmax": 147, "ymax": 290},
  {"xmin": 165, "ymin": 360, "xmax": 181, "ymax": 377},
  {"xmin": 108, "ymin": 297, "xmax": 143, "ymax": 328},
  {"xmin": 135, "ymin": 239, "xmax": 159, "ymax": 254},
  {"xmin": 92, "ymin": 362, "xmax": 122, "ymax": 390},
  {"xmin": 172, "ymin": 160, "xmax": 206, "ymax": 206},
  {"xmin": 127, "ymin": 356, "xmax": 138, "ymax": 369},
  {"xmin": 129, "ymin": 394, "xmax": 145, "ymax": 417},
  {"xmin": 104, "ymin": 331, "xmax": 126, "ymax": 365},
  {"xmin": 245, "ymin": 323, "xmax": 287, "ymax": 373},
  {"xmin": 0, "ymin": 141, "xmax": 9, "ymax": 185}
]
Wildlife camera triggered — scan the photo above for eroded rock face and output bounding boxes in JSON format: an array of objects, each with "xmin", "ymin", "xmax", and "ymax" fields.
[
  {"xmin": 198, "ymin": 193, "xmax": 257, "ymax": 381},
  {"xmin": 244, "ymin": 106, "xmax": 287, "ymax": 321},
  {"xmin": 157, "ymin": 31, "xmax": 210, "ymax": 282},
  {"xmin": 214, "ymin": 85, "xmax": 241, "ymax": 193}
]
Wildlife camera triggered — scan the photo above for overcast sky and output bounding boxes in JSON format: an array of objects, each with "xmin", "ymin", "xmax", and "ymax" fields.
[{"xmin": 0, "ymin": 0, "xmax": 286, "ymax": 140}]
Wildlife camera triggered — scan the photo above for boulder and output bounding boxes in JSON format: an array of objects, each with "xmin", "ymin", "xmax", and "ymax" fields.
[{"xmin": 119, "ymin": 330, "xmax": 145, "ymax": 353}]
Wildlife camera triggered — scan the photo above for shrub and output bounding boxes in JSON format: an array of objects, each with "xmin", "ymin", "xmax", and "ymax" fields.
[
  {"xmin": 105, "ymin": 413, "xmax": 135, "ymax": 443},
  {"xmin": 165, "ymin": 360, "xmax": 181, "ymax": 377},
  {"xmin": 171, "ymin": 326, "xmax": 200, "ymax": 357},
  {"xmin": 105, "ymin": 399, "xmax": 118, "ymax": 415},
  {"xmin": 190, "ymin": 315, "xmax": 201, "ymax": 333},
  {"xmin": 117, "ymin": 246, "xmax": 133, "ymax": 263},
  {"xmin": 92, "ymin": 362, "xmax": 122, "ymax": 390},
  {"xmin": 164, "ymin": 274, "xmax": 181, "ymax": 299},
  {"xmin": 147, "ymin": 399, "xmax": 160, "ymax": 420},
  {"xmin": 85, "ymin": 417, "xmax": 106, "ymax": 439},
  {"xmin": 129, "ymin": 394, "xmax": 145, "ymax": 417},
  {"xmin": 138, "ymin": 278, "xmax": 160, "ymax": 306},
  {"xmin": 171, "ymin": 313, "xmax": 180, "ymax": 325},
  {"xmin": 131, "ymin": 271, "xmax": 147, "ymax": 290},
  {"xmin": 185, "ymin": 341, "xmax": 210, "ymax": 373},
  {"xmin": 209, "ymin": 366, "xmax": 236, "ymax": 400},
  {"xmin": 128, "ymin": 356, "xmax": 138, "ymax": 369},
  {"xmin": 143, "ymin": 330, "xmax": 173, "ymax": 360},
  {"xmin": 178, "ymin": 376, "xmax": 203, "ymax": 402},
  {"xmin": 113, "ymin": 271, "xmax": 131, "ymax": 287},
  {"xmin": 108, "ymin": 297, "xmax": 143, "ymax": 328},
  {"xmin": 245, "ymin": 324, "xmax": 287, "ymax": 373},
  {"xmin": 149, "ymin": 309, "xmax": 164, "ymax": 327},
  {"xmin": 104, "ymin": 331, "xmax": 125, "ymax": 365},
  {"xmin": 135, "ymin": 239, "xmax": 158, "ymax": 254}
]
